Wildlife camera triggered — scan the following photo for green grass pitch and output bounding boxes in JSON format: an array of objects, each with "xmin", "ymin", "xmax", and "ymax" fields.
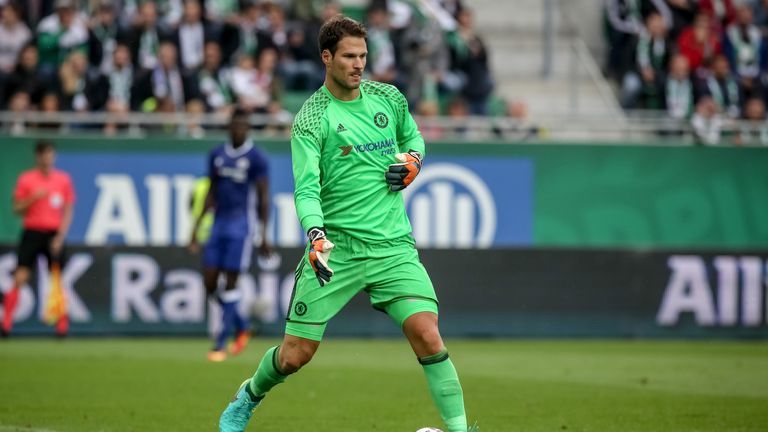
[{"xmin": 1, "ymin": 338, "xmax": 767, "ymax": 431}]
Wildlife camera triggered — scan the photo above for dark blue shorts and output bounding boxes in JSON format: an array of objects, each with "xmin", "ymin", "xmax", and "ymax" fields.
[{"xmin": 202, "ymin": 232, "xmax": 252, "ymax": 272}]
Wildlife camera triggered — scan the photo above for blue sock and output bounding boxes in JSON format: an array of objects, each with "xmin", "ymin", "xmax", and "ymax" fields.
[
  {"xmin": 232, "ymin": 305, "xmax": 248, "ymax": 334},
  {"xmin": 215, "ymin": 300, "xmax": 238, "ymax": 351}
]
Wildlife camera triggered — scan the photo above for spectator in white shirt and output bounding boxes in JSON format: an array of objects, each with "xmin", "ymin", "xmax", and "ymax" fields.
[
  {"xmin": 691, "ymin": 96, "xmax": 723, "ymax": 145},
  {"xmin": 105, "ymin": 43, "xmax": 134, "ymax": 124},
  {"xmin": 0, "ymin": 3, "xmax": 31, "ymax": 74},
  {"xmin": 231, "ymin": 51, "xmax": 270, "ymax": 113},
  {"xmin": 198, "ymin": 41, "xmax": 233, "ymax": 113},
  {"xmin": 175, "ymin": 0, "xmax": 208, "ymax": 72}
]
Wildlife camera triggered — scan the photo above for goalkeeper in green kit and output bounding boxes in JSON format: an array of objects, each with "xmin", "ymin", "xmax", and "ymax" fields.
[{"xmin": 219, "ymin": 15, "xmax": 473, "ymax": 432}]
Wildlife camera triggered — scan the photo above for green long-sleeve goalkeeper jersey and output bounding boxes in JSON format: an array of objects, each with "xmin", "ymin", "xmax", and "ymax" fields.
[{"xmin": 291, "ymin": 80, "xmax": 425, "ymax": 242}]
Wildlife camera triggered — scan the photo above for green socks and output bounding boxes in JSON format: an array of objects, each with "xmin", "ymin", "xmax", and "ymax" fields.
[
  {"xmin": 248, "ymin": 345, "xmax": 290, "ymax": 397},
  {"xmin": 244, "ymin": 345, "xmax": 467, "ymax": 431},
  {"xmin": 420, "ymin": 350, "xmax": 467, "ymax": 432}
]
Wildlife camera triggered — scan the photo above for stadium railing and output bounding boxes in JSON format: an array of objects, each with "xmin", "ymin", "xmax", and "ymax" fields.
[{"xmin": 1, "ymin": 110, "xmax": 767, "ymax": 146}]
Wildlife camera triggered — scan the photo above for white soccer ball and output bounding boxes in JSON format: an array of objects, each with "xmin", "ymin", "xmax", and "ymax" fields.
[{"xmin": 416, "ymin": 428, "xmax": 443, "ymax": 432}]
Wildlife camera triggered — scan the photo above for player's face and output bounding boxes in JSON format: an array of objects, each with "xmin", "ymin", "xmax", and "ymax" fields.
[
  {"xmin": 326, "ymin": 36, "xmax": 367, "ymax": 91},
  {"xmin": 229, "ymin": 117, "xmax": 249, "ymax": 146},
  {"xmin": 36, "ymin": 149, "xmax": 55, "ymax": 171}
]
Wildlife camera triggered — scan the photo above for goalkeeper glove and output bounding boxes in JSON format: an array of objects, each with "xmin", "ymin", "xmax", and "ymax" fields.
[
  {"xmin": 385, "ymin": 150, "xmax": 422, "ymax": 192},
  {"xmin": 307, "ymin": 227, "xmax": 334, "ymax": 286}
]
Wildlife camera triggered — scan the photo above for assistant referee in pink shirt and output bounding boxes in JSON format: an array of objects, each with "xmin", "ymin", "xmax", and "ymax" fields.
[{"xmin": 2, "ymin": 140, "xmax": 75, "ymax": 337}]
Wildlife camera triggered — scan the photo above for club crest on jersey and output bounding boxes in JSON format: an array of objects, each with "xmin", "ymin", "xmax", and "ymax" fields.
[
  {"xmin": 374, "ymin": 112, "xmax": 389, "ymax": 129},
  {"xmin": 294, "ymin": 301, "xmax": 308, "ymax": 316},
  {"xmin": 339, "ymin": 145, "xmax": 353, "ymax": 156},
  {"xmin": 236, "ymin": 157, "xmax": 250, "ymax": 170}
]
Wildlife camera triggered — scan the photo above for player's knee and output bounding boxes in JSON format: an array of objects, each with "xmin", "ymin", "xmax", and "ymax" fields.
[
  {"xmin": 413, "ymin": 325, "xmax": 444, "ymax": 355},
  {"xmin": 279, "ymin": 341, "xmax": 316, "ymax": 373},
  {"xmin": 224, "ymin": 272, "xmax": 238, "ymax": 291},
  {"xmin": 423, "ymin": 333, "xmax": 445, "ymax": 356},
  {"xmin": 280, "ymin": 352, "xmax": 311, "ymax": 373},
  {"xmin": 13, "ymin": 267, "xmax": 30, "ymax": 286},
  {"xmin": 203, "ymin": 277, "xmax": 217, "ymax": 294}
]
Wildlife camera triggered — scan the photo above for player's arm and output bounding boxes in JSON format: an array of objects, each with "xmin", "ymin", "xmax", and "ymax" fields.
[
  {"xmin": 51, "ymin": 202, "xmax": 73, "ymax": 258},
  {"xmin": 12, "ymin": 177, "xmax": 45, "ymax": 215},
  {"xmin": 255, "ymin": 175, "xmax": 271, "ymax": 255},
  {"xmin": 51, "ymin": 174, "xmax": 75, "ymax": 258},
  {"xmin": 12, "ymin": 193, "xmax": 44, "ymax": 215},
  {"xmin": 291, "ymin": 122, "xmax": 325, "ymax": 233},
  {"xmin": 291, "ymin": 114, "xmax": 334, "ymax": 286},
  {"xmin": 250, "ymin": 148, "xmax": 273, "ymax": 255},
  {"xmin": 385, "ymin": 88, "xmax": 426, "ymax": 191}
]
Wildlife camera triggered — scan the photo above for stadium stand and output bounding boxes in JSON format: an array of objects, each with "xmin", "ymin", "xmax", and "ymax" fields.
[
  {"xmin": 0, "ymin": 0, "xmax": 520, "ymax": 138},
  {"xmin": 2, "ymin": 0, "xmax": 768, "ymax": 144}
]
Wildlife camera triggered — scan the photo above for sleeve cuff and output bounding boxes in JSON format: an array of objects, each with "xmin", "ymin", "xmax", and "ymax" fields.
[{"xmin": 301, "ymin": 215, "xmax": 325, "ymax": 233}]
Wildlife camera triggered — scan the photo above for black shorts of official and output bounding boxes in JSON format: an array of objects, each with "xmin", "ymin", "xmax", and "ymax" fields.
[{"xmin": 16, "ymin": 229, "xmax": 64, "ymax": 269}]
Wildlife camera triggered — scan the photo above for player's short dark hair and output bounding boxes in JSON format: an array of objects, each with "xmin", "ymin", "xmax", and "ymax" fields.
[
  {"xmin": 318, "ymin": 15, "xmax": 367, "ymax": 56},
  {"xmin": 34, "ymin": 140, "xmax": 55, "ymax": 154},
  {"xmin": 230, "ymin": 107, "xmax": 250, "ymax": 124}
]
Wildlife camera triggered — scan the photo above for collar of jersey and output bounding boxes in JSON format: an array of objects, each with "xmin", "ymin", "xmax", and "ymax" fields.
[
  {"xmin": 225, "ymin": 139, "xmax": 253, "ymax": 158},
  {"xmin": 321, "ymin": 83, "xmax": 364, "ymax": 104}
]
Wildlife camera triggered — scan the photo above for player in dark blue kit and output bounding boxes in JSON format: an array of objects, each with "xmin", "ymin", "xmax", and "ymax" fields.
[{"xmin": 190, "ymin": 108, "xmax": 272, "ymax": 362}]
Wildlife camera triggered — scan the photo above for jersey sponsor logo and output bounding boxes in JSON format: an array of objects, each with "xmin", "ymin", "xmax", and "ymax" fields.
[
  {"xmin": 373, "ymin": 112, "xmax": 389, "ymax": 129},
  {"xmin": 339, "ymin": 145, "xmax": 353, "ymax": 156},
  {"xmin": 403, "ymin": 163, "xmax": 497, "ymax": 248},
  {"xmin": 336, "ymin": 123, "xmax": 348, "ymax": 133},
  {"xmin": 352, "ymin": 138, "xmax": 395, "ymax": 155},
  {"xmin": 217, "ymin": 166, "xmax": 248, "ymax": 183}
]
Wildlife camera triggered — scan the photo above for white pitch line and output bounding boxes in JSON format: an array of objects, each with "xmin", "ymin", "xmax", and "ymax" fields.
[{"xmin": 0, "ymin": 425, "xmax": 62, "ymax": 432}]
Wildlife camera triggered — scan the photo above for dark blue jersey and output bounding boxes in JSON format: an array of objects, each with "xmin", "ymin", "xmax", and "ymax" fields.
[{"xmin": 207, "ymin": 140, "xmax": 269, "ymax": 238}]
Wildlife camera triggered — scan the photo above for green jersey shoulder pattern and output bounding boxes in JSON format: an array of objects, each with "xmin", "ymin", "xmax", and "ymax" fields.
[{"xmin": 291, "ymin": 80, "xmax": 425, "ymax": 242}]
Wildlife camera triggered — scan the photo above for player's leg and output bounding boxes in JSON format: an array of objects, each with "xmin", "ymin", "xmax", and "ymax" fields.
[
  {"xmin": 204, "ymin": 231, "xmax": 255, "ymax": 358},
  {"xmin": 218, "ymin": 234, "xmax": 253, "ymax": 355},
  {"xmin": 202, "ymin": 267, "xmax": 229, "ymax": 360},
  {"xmin": 250, "ymin": 334, "xmax": 319, "ymax": 395},
  {"xmin": 402, "ymin": 310, "xmax": 467, "ymax": 432},
  {"xmin": 369, "ymin": 241, "xmax": 468, "ymax": 432},
  {"xmin": 202, "ymin": 267, "xmax": 219, "ymax": 297},
  {"xmin": 220, "ymin": 235, "xmax": 359, "ymax": 431},
  {"xmin": 218, "ymin": 334, "xmax": 321, "ymax": 432},
  {"xmin": 222, "ymin": 270, "xmax": 251, "ymax": 356},
  {"xmin": 202, "ymin": 233, "xmax": 229, "ymax": 360},
  {"xmin": 213, "ymin": 271, "xmax": 240, "ymax": 351},
  {"xmin": 2, "ymin": 266, "xmax": 29, "ymax": 336},
  {"xmin": 3, "ymin": 230, "xmax": 38, "ymax": 336}
]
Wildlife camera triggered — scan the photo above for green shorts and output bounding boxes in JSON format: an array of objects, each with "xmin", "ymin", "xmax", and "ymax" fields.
[{"xmin": 285, "ymin": 231, "xmax": 438, "ymax": 341}]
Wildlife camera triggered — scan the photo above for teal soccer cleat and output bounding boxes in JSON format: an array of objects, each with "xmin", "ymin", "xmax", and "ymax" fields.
[{"xmin": 219, "ymin": 379, "xmax": 262, "ymax": 432}]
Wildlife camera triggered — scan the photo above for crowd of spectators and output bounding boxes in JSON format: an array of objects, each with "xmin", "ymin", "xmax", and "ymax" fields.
[
  {"xmin": 605, "ymin": 0, "xmax": 768, "ymax": 145},
  {"xmin": 0, "ymin": 0, "xmax": 498, "ymax": 137}
]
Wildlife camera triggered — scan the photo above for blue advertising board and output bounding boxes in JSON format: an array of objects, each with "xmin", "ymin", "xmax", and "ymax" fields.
[{"xmin": 58, "ymin": 153, "xmax": 533, "ymax": 248}]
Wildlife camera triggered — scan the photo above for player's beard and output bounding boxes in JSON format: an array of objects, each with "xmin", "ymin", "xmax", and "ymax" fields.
[{"xmin": 331, "ymin": 69, "xmax": 361, "ymax": 91}]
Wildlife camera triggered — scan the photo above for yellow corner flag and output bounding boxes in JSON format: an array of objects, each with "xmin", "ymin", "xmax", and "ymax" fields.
[{"xmin": 43, "ymin": 263, "xmax": 67, "ymax": 326}]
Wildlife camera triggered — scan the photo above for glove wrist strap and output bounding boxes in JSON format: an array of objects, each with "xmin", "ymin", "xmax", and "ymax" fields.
[
  {"xmin": 307, "ymin": 227, "xmax": 327, "ymax": 242},
  {"xmin": 407, "ymin": 150, "xmax": 422, "ymax": 163}
]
